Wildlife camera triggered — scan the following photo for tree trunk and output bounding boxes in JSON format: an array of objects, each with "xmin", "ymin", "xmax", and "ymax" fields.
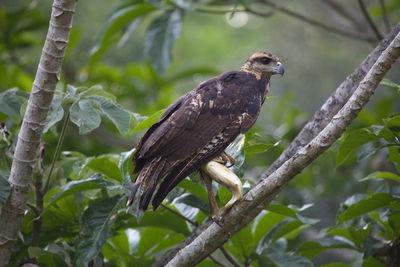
[{"xmin": 0, "ymin": 0, "xmax": 77, "ymax": 265}]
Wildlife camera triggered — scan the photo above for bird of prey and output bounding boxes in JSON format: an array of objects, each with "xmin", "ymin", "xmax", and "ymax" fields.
[{"xmin": 128, "ymin": 52, "xmax": 284, "ymax": 216}]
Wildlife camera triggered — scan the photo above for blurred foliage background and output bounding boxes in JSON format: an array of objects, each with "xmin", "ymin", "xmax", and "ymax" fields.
[{"xmin": 0, "ymin": 0, "xmax": 400, "ymax": 266}]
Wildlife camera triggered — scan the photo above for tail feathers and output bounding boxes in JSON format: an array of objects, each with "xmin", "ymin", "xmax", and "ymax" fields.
[{"xmin": 132, "ymin": 157, "xmax": 166, "ymax": 211}]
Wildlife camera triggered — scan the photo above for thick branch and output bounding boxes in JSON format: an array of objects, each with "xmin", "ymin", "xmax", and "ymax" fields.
[
  {"xmin": 155, "ymin": 29, "xmax": 400, "ymax": 267},
  {"xmin": 262, "ymin": 23, "xmax": 400, "ymax": 179},
  {"xmin": 0, "ymin": 0, "xmax": 77, "ymax": 265}
]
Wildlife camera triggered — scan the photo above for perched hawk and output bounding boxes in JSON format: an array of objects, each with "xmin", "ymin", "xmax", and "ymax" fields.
[{"xmin": 128, "ymin": 52, "xmax": 284, "ymax": 214}]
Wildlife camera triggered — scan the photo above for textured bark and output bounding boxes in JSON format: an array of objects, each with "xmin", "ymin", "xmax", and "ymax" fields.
[
  {"xmin": 154, "ymin": 30, "xmax": 400, "ymax": 267},
  {"xmin": 262, "ymin": 23, "xmax": 400, "ymax": 179},
  {"xmin": 0, "ymin": 0, "xmax": 77, "ymax": 265}
]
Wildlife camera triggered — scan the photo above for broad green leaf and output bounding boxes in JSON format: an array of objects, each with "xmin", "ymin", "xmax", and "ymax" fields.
[
  {"xmin": 44, "ymin": 95, "xmax": 64, "ymax": 133},
  {"xmin": 145, "ymin": 9, "xmax": 182, "ymax": 73},
  {"xmin": 90, "ymin": 4, "xmax": 156, "ymax": 60},
  {"xmin": 69, "ymin": 99, "xmax": 102, "ymax": 134},
  {"xmin": 360, "ymin": 171, "xmax": 400, "ymax": 182},
  {"xmin": 245, "ymin": 142, "xmax": 278, "ymax": 154},
  {"xmin": 336, "ymin": 128, "xmax": 381, "ymax": 165},
  {"xmin": 80, "ymin": 85, "xmax": 117, "ymax": 101},
  {"xmin": 123, "ymin": 207, "xmax": 190, "ymax": 235},
  {"xmin": 321, "ymin": 264, "xmax": 352, "ymax": 267},
  {"xmin": 362, "ymin": 257, "xmax": 387, "ymax": 267},
  {"xmin": 262, "ymin": 252, "xmax": 314, "ymax": 267},
  {"xmin": 137, "ymin": 227, "xmax": 183, "ymax": 257},
  {"xmin": 338, "ymin": 193, "xmax": 400, "ymax": 223},
  {"xmin": 91, "ymin": 96, "xmax": 131, "ymax": 135},
  {"xmin": 230, "ymin": 225, "xmax": 255, "ymax": 257},
  {"xmin": 86, "ymin": 155, "xmax": 123, "ymax": 181},
  {"xmin": 119, "ymin": 148, "xmax": 135, "ymax": 181},
  {"xmin": 384, "ymin": 113, "xmax": 400, "ymax": 133},
  {"xmin": 178, "ymin": 179, "xmax": 208, "ymax": 203},
  {"xmin": 0, "ymin": 173, "xmax": 10, "ymax": 208},
  {"xmin": 388, "ymin": 146, "xmax": 400, "ymax": 171},
  {"xmin": 174, "ymin": 193, "xmax": 209, "ymax": 215},
  {"xmin": 253, "ymin": 211, "xmax": 286, "ymax": 246},
  {"xmin": 50, "ymin": 175, "xmax": 116, "ymax": 203},
  {"xmin": 0, "ymin": 88, "xmax": 28, "ymax": 117},
  {"xmin": 297, "ymin": 238, "xmax": 353, "ymax": 259},
  {"xmin": 130, "ymin": 109, "xmax": 165, "ymax": 133},
  {"xmin": 76, "ymin": 195, "xmax": 124, "ymax": 265}
]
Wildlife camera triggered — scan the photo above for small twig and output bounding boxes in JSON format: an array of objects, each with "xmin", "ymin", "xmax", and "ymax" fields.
[
  {"xmin": 259, "ymin": 0, "xmax": 376, "ymax": 42},
  {"xmin": 161, "ymin": 203, "xmax": 199, "ymax": 226},
  {"xmin": 219, "ymin": 246, "xmax": 242, "ymax": 267},
  {"xmin": 43, "ymin": 111, "xmax": 70, "ymax": 193},
  {"xmin": 358, "ymin": 0, "xmax": 383, "ymax": 40},
  {"xmin": 379, "ymin": 0, "xmax": 391, "ymax": 33}
]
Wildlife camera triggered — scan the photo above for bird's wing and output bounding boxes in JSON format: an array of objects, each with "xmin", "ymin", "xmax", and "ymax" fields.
[{"xmin": 134, "ymin": 71, "xmax": 263, "ymax": 171}]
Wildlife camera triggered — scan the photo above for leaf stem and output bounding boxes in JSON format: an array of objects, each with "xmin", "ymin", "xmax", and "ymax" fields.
[{"xmin": 43, "ymin": 111, "xmax": 70, "ymax": 193}]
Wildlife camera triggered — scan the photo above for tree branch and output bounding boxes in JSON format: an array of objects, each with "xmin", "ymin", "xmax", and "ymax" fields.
[
  {"xmin": 322, "ymin": 0, "xmax": 366, "ymax": 31},
  {"xmin": 0, "ymin": 0, "xmax": 77, "ymax": 265},
  {"xmin": 258, "ymin": 0, "xmax": 377, "ymax": 42},
  {"xmin": 154, "ymin": 28, "xmax": 400, "ymax": 267},
  {"xmin": 261, "ymin": 23, "xmax": 400, "ymax": 179},
  {"xmin": 358, "ymin": 0, "xmax": 383, "ymax": 40},
  {"xmin": 379, "ymin": 0, "xmax": 391, "ymax": 34}
]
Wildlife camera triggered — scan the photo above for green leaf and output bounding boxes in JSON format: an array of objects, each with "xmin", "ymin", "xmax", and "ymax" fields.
[
  {"xmin": 321, "ymin": 264, "xmax": 352, "ymax": 267},
  {"xmin": 245, "ymin": 142, "xmax": 279, "ymax": 154},
  {"xmin": 44, "ymin": 95, "xmax": 64, "ymax": 133},
  {"xmin": 0, "ymin": 88, "xmax": 28, "ymax": 117},
  {"xmin": 80, "ymin": 85, "xmax": 116, "ymax": 101},
  {"xmin": 137, "ymin": 227, "xmax": 183, "ymax": 257},
  {"xmin": 130, "ymin": 109, "xmax": 165, "ymax": 133},
  {"xmin": 0, "ymin": 173, "xmax": 10, "ymax": 208},
  {"xmin": 362, "ymin": 257, "xmax": 387, "ymax": 267},
  {"xmin": 75, "ymin": 195, "xmax": 124, "ymax": 265},
  {"xmin": 123, "ymin": 207, "xmax": 190, "ymax": 236},
  {"xmin": 90, "ymin": 4, "xmax": 156, "ymax": 61},
  {"xmin": 261, "ymin": 253, "xmax": 314, "ymax": 267},
  {"xmin": 90, "ymin": 96, "xmax": 131, "ymax": 135},
  {"xmin": 360, "ymin": 171, "xmax": 400, "ymax": 182},
  {"xmin": 380, "ymin": 78, "xmax": 400, "ymax": 89},
  {"xmin": 338, "ymin": 193, "xmax": 400, "ymax": 223},
  {"xmin": 145, "ymin": 9, "xmax": 182, "ymax": 73},
  {"xmin": 69, "ymin": 99, "xmax": 102, "ymax": 134},
  {"xmin": 86, "ymin": 155, "xmax": 123, "ymax": 181},
  {"xmin": 297, "ymin": 238, "xmax": 353, "ymax": 259},
  {"xmin": 50, "ymin": 174, "xmax": 117, "ymax": 203},
  {"xmin": 336, "ymin": 128, "xmax": 383, "ymax": 165}
]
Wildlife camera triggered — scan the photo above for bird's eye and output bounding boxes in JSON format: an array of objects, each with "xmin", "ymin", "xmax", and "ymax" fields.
[{"xmin": 260, "ymin": 57, "xmax": 271, "ymax": 64}]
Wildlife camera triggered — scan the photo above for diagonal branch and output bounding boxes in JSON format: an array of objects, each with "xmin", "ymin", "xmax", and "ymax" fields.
[
  {"xmin": 154, "ymin": 27, "xmax": 400, "ymax": 267},
  {"xmin": 0, "ymin": 0, "xmax": 77, "ymax": 265},
  {"xmin": 261, "ymin": 23, "xmax": 400, "ymax": 179}
]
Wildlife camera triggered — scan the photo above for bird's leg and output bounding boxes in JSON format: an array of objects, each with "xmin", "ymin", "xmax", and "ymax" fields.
[
  {"xmin": 201, "ymin": 159, "xmax": 243, "ymax": 215},
  {"xmin": 220, "ymin": 151, "xmax": 236, "ymax": 167},
  {"xmin": 199, "ymin": 170, "xmax": 220, "ymax": 218}
]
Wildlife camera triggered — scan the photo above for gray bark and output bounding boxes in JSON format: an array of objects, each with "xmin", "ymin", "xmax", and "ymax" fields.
[
  {"xmin": 0, "ymin": 0, "xmax": 77, "ymax": 265},
  {"xmin": 154, "ymin": 27, "xmax": 400, "ymax": 267}
]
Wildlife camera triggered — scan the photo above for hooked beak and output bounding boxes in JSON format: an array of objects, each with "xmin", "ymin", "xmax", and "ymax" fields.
[{"xmin": 273, "ymin": 62, "xmax": 285, "ymax": 76}]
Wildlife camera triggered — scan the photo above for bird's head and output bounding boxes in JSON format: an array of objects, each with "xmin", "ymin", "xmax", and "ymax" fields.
[{"xmin": 241, "ymin": 52, "xmax": 284, "ymax": 79}]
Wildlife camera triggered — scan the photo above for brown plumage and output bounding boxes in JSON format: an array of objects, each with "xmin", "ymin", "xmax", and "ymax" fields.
[{"xmin": 129, "ymin": 52, "xmax": 284, "ymax": 211}]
